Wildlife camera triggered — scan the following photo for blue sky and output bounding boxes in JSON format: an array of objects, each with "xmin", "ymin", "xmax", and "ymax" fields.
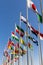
[{"xmin": 0, "ymin": 0, "xmax": 43, "ymax": 65}]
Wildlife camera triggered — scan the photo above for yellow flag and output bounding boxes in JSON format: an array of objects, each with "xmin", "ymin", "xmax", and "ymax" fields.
[{"xmin": 20, "ymin": 37, "xmax": 25, "ymax": 45}]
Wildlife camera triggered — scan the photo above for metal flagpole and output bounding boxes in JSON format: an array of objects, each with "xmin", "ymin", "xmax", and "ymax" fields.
[
  {"xmin": 18, "ymin": 12, "xmax": 21, "ymax": 65},
  {"xmin": 29, "ymin": 31, "xmax": 34, "ymax": 65},
  {"xmin": 38, "ymin": 22, "xmax": 42, "ymax": 65},
  {"xmin": 30, "ymin": 50, "xmax": 33, "ymax": 65},
  {"xmin": 26, "ymin": 0, "xmax": 29, "ymax": 65},
  {"xmin": 26, "ymin": 0, "xmax": 34, "ymax": 65},
  {"xmin": 38, "ymin": 0, "xmax": 43, "ymax": 65},
  {"xmin": 20, "ymin": 12, "xmax": 23, "ymax": 65}
]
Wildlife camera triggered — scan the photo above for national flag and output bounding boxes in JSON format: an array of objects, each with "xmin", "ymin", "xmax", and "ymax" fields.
[
  {"xmin": 20, "ymin": 15, "xmax": 27, "ymax": 24},
  {"xmin": 16, "ymin": 25, "xmax": 24, "ymax": 37},
  {"xmin": 27, "ymin": 42, "xmax": 33, "ymax": 50},
  {"xmin": 32, "ymin": 38, "xmax": 38, "ymax": 46},
  {"xmin": 11, "ymin": 32, "xmax": 19, "ymax": 41},
  {"xmin": 25, "ymin": 32, "xmax": 38, "ymax": 46},
  {"xmin": 7, "ymin": 38, "xmax": 15, "ymax": 50},
  {"xmin": 7, "ymin": 38, "xmax": 15, "ymax": 47},
  {"xmin": 27, "ymin": 0, "xmax": 38, "ymax": 12},
  {"xmin": 20, "ymin": 15, "xmax": 31, "ymax": 28},
  {"xmin": 27, "ymin": 34, "xmax": 38, "ymax": 46},
  {"xmin": 8, "ymin": 45, "xmax": 14, "ymax": 50},
  {"xmin": 20, "ymin": 37, "xmax": 26, "ymax": 45},
  {"xmin": 36, "ymin": 13, "xmax": 42, "ymax": 23},
  {"xmin": 31, "ymin": 26, "xmax": 43, "ymax": 40}
]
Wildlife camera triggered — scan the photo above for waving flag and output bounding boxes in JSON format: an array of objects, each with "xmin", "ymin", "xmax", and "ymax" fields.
[
  {"xmin": 20, "ymin": 15, "xmax": 27, "ymax": 24},
  {"xmin": 27, "ymin": 0, "xmax": 42, "ymax": 23},
  {"xmin": 20, "ymin": 15, "xmax": 30, "ymax": 27},
  {"xmin": 27, "ymin": 0, "xmax": 38, "ymax": 12},
  {"xmin": 16, "ymin": 25, "xmax": 24, "ymax": 37},
  {"xmin": 31, "ymin": 26, "xmax": 43, "ymax": 40},
  {"xmin": 20, "ymin": 37, "xmax": 26, "ymax": 46},
  {"xmin": 20, "ymin": 46, "xmax": 26, "ymax": 56},
  {"xmin": 7, "ymin": 38, "xmax": 15, "ymax": 46},
  {"xmin": 21, "ymin": 15, "xmax": 43, "ymax": 40},
  {"xmin": 25, "ymin": 32, "xmax": 38, "ymax": 46},
  {"xmin": 7, "ymin": 45, "xmax": 14, "ymax": 50},
  {"xmin": 27, "ymin": 42, "xmax": 33, "ymax": 50},
  {"xmin": 11, "ymin": 32, "xmax": 19, "ymax": 41},
  {"xmin": 7, "ymin": 38, "xmax": 15, "ymax": 50}
]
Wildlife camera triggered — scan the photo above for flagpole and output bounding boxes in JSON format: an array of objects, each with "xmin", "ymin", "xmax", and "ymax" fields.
[
  {"xmin": 26, "ymin": 0, "xmax": 29, "ymax": 65},
  {"xmin": 30, "ymin": 50, "xmax": 33, "ymax": 65},
  {"xmin": 20, "ymin": 12, "xmax": 23, "ymax": 65},
  {"xmin": 38, "ymin": 22, "xmax": 42, "ymax": 65},
  {"xmin": 38, "ymin": 0, "xmax": 43, "ymax": 65},
  {"xmin": 29, "ymin": 33, "xmax": 34, "ymax": 65},
  {"xmin": 18, "ymin": 12, "xmax": 22, "ymax": 65}
]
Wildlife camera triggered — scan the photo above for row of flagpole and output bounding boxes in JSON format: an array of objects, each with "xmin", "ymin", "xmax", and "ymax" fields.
[
  {"xmin": 26, "ymin": 0, "xmax": 43, "ymax": 65},
  {"xmin": 2, "ymin": 0, "xmax": 43, "ymax": 65}
]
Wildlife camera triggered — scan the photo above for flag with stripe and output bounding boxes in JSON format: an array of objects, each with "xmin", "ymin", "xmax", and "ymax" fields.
[
  {"xmin": 16, "ymin": 25, "xmax": 24, "ymax": 37},
  {"xmin": 11, "ymin": 32, "xmax": 19, "ymax": 41},
  {"xmin": 31, "ymin": 26, "xmax": 43, "ymax": 40},
  {"xmin": 25, "ymin": 32, "xmax": 38, "ymax": 46},
  {"xmin": 7, "ymin": 38, "xmax": 15, "ymax": 50}
]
